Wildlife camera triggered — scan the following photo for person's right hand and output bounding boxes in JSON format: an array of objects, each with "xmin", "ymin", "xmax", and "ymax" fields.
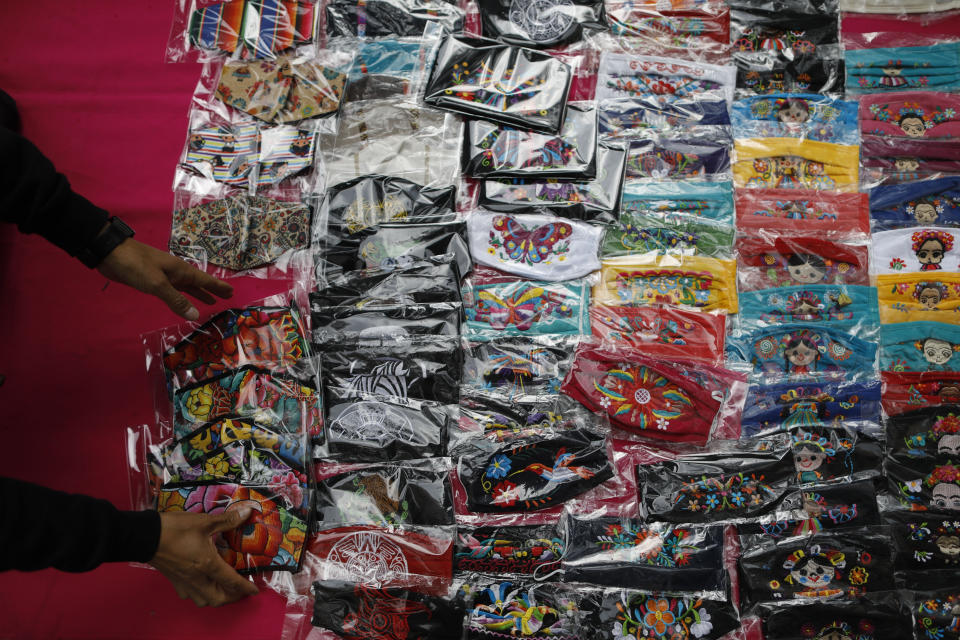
[{"xmin": 150, "ymin": 508, "xmax": 259, "ymax": 607}]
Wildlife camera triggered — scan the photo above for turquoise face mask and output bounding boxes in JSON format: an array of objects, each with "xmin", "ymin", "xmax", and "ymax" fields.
[
  {"xmin": 738, "ymin": 285, "xmax": 880, "ymax": 333},
  {"xmin": 619, "ymin": 181, "xmax": 735, "ymax": 226},
  {"xmin": 462, "ymin": 279, "xmax": 590, "ymax": 338},
  {"xmin": 731, "ymin": 93, "xmax": 860, "ymax": 146},
  {"xmin": 881, "ymin": 321, "xmax": 960, "ymax": 373},
  {"xmin": 846, "ymin": 42, "xmax": 960, "ymax": 94}
]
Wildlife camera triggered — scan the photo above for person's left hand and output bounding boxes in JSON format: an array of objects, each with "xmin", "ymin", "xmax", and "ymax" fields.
[{"xmin": 97, "ymin": 238, "xmax": 233, "ymax": 320}]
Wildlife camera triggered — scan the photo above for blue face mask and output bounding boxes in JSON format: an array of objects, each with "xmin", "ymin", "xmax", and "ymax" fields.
[
  {"xmin": 881, "ymin": 321, "xmax": 960, "ymax": 372},
  {"xmin": 741, "ymin": 379, "xmax": 883, "ymax": 438},
  {"xmin": 846, "ymin": 42, "xmax": 960, "ymax": 94},
  {"xmin": 738, "ymin": 285, "xmax": 880, "ymax": 332},
  {"xmin": 732, "ymin": 94, "xmax": 860, "ymax": 145},
  {"xmin": 728, "ymin": 324, "xmax": 879, "ymax": 379},
  {"xmin": 462, "ymin": 279, "xmax": 590, "ymax": 339},
  {"xmin": 600, "ymin": 97, "xmax": 731, "ymax": 137},
  {"xmin": 619, "ymin": 181, "xmax": 735, "ymax": 226},
  {"xmin": 870, "ymin": 176, "xmax": 960, "ymax": 231}
]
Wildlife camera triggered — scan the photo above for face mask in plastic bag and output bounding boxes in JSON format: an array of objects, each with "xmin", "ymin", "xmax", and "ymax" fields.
[
  {"xmin": 310, "ymin": 257, "xmax": 462, "ymax": 308},
  {"xmin": 467, "ymin": 211, "xmax": 603, "ymax": 282},
  {"xmin": 873, "ymin": 227, "xmax": 959, "ymax": 275},
  {"xmin": 216, "ymin": 56, "xmax": 346, "ymax": 123},
  {"xmin": 881, "ymin": 371, "xmax": 960, "ymax": 417},
  {"xmin": 733, "ymin": 138, "xmax": 859, "ymax": 192},
  {"xmin": 603, "ymin": 211, "xmax": 735, "ymax": 259},
  {"xmin": 789, "ymin": 426, "xmax": 882, "ymax": 484},
  {"xmin": 323, "ymin": 391, "xmax": 449, "ymax": 462},
  {"xmin": 173, "ymin": 365, "xmax": 321, "ymax": 440},
  {"xmin": 170, "ymin": 194, "xmax": 310, "ymax": 271},
  {"xmin": 738, "ymin": 528, "xmax": 896, "ymax": 605},
  {"xmin": 912, "ymin": 591, "xmax": 960, "ymax": 640},
  {"xmin": 737, "ymin": 237, "xmax": 869, "ymax": 291},
  {"xmin": 757, "ymin": 593, "xmax": 913, "ymax": 640},
  {"xmin": 732, "ymin": 94, "xmax": 859, "ymax": 145},
  {"xmin": 739, "ymin": 285, "xmax": 879, "ymax": 330},
  {"xmin": 310, "ymin": 301, "xmax": 462, "ymax": 346},
  {"xmin": 457, "ymin": 579, "xmax": 584, "ymax": 639},
  {"xmin": 861, "ymin": 137, "xmax": 960, "ymax": 183},
  {"xmin": 636, "ymin": 440, "xmax": 795, "ymax": 524},
  {"xmin": 464, "ymin": 103, "xmax": 598, "ymax": 179},
  {"xmin": 462, "ymin": 278, "xmax": 589, "ymax": 338},
  {"xmin": 594, "ymin": 255, "xmax": 739, "ymax": 313},
  {"xmin": 560, "ymin": 344, "xmax": 733, "ymax": 443},
  {"xmin": 589, "ymin": 304, "xmax": 727, "ymax": 365},
  {"xmin": 163, "ymin": 305, "xmax": 309, "ymax": 387},
  {"xmin": 737, "ymin": 56, "xmax": 845, "ymax": 95},
  {"xmin": 343, "ymin": 38, "xmax": 421, "ymax": 102},
  {"xmin": 861, "ymin": 91, "xmax": 960, "ymax": 141},
  {"xmin": 189, "ymin": 0, "xmax": 316, "ymax": 59},
  {"xmin": 596, "ymin": 52, "xmax": 736, "ymax": 104},
  {"xmin": 587, "ymin": 589, "xmax": 741, "ymax": 640},
  {"xmin": 479, "ymin": 142, "xmax": 627, "ymax": 225},
  {"xmin": 560, "ymin": 514, "xmax": 726, "ymax": 591},
  {"xmin": 423, "ymin": 36, "xmax": 572, "ymax": 134},
  {"xmin": 325, "ymin": 221, "xmax": 470, "ymax": 279},
  {"xmin": 885, "ymin": 405, "xmax": 960, "ymax": 464},
  {"xmin": 624, "ymin": 132, "xmax": 731, "ymax": 181},
  {"xmin": 887, "ymin": 512, "xmax": 960, "ymax": 591},
  {"xmin": 888, "ymin": 457, "xmax": 960, "ymax": 514},
  {"xmin": 325, "ymin": 0, "xmax": 465, "ymax": 37},
  {"xmin": 730, "ymin": 2, "xmax": 840, "ymax": 62},
  {"xmin": 462, "ymin": 339, "xmax": 573, "ymax": 396},
  {"xmin": 881, "ymin": 321, "xmax": 960, "ymax": 373},
  {"xmin": 459, "ymin": 429, "xmax": 613, "ymax": 512},
  {"xmin": 157, "ymin": 483, "xmax": 308, "ymax": 572},
  {"xmin": 846, "ymin": 42, "xmax": 960, "ymax": 94},
  {"xmin": 620, "ymin": 180, "xmax": 735, "ymax": 226},
  {"xmin": 323, "ymin": 174, "xmax": 457, "ymax": 236},
  {"xmin": 458, "ymin": 393, "xmax": 580, "ymax": 440},
  {"xmin": 878, "ymin": 273, "xmax": 960, "ymax": 321},
  {"xmin": 599, "ymin": 97, "xmax": 731, "ymax": 138},
  {"xmin": 736, "ymin": 188, "xmax": 869, "ymax": 237},
  {"xmin": 870, "ymin": 176, "xmax": 960, "ymax": 231},
  {"xmin": 455, "ymin": 524, "xmax": 564, "ymax": 577},
  {"xmin": 477, "ymin": 0, "xmax": 605, "ymax": 48},
  {"xmin": 315, "ymin": 465, "xmax": 454, "ymax": 527},
  {"xmin": 740, "ymin": 379, "xmax": 882, "ymax": 439},
  {"xmin": 606, "ymin": 4, "xmax": 732, "ymax": 61},
  {"xmin": 728, "ymin": 324, "xmax": 878, "ymax": 379},
  {"xmin": 841, "ymin": 0, "xmax": 960, "ymax": 10}
]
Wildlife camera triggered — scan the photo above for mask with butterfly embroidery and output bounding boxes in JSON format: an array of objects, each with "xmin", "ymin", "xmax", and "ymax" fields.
[
  {"xmin": 732, "ymin": 93, "xmax": 860, "ymax": 145},
  {"xmin": 596, "ymin": 52, "xmax": 737, "ymax": 105},
  {"xmin": 881, "ymin": 321, "xmax": 960, "ymax": 373},
  {"xmin": 727, "ymin": 324, "xmax": 878, "ymax": 380},
  {"xmin": 733, "ymin": 138, "xmax": 860, "ymax": 192},
  {"xmin": 739, "ymin": 285, "xmax": 880, "ymax": 332},
  {"xmin": 881, "ymin": 370, "xmax": 960, "ymax": 417},
  {"xmin": 736, "ymin": 188, "xmax": 870, "ymax": 237},
  {"xmin": 870, "ymin": 175, "xmax": 960, "ymax": 231},
  {"xmin": 737, "ymin": 236, "xmax": 870, "ymax": 292},
  {"xmin": 624, "ymin": 129, "xmax": 732, "ymax": 181},
  {"xmin": 877, "ymin": 273, "xmax": 960, "ymax": 324},
  {"xmin": 467, "ymin": 211, "xmax": 603, "ymax": 281},
  {"xmin": 758, "ymin": 592, "xmax": 913, "ymax": 640},
  {"xmin": 887, "ymin": 512, "xmax": 960, "ymax": 590},
  {"xmin": 599, "ymin": 97, "xmax": 731, "ymax": 139},
  {"xmin": 589, "ymin": 304, "xmax": 728, "ymax": 365},
  {"xmin": 462, "ymin": 273, "xmax": 590, "ymax": 338}
]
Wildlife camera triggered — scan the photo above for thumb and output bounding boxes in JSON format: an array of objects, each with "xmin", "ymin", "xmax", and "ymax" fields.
[
  {"xmin": 156, "ymin": 281, "xmax": 200, "ymax": 321},
  {"xmin": 206, "ymin": 506, "xmax": 253, "ymax": 535}
]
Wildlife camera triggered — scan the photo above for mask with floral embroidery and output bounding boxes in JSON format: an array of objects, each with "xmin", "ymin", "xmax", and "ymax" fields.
[
  {"xmin": 599, "ymin": 97, "xmax": 731, "ymax": 138},
  {"xmin": 462, "ymin": 277, "xmax": 589, "ymax": 338},
  {"xmin": 589, "ymin": 304, "xmax": 727, "ymax": 365},
  {"xmin": 460, "ymin": 429, "xmax": 613, "ymax": 512},
  {"xmin": 730, "ymin": 2, "xmax": 840, "ymax": 64},
  {"xmin": 757, "ymin": 592, "xmax": 913, "ymax": 640},
  {"xmin": 846, "ymin": 42, "xmax": 960, "ymax": 94},
  {"xmin": 789, "ymin": 426, "xmax": 882, "ymax": 484},
  {"xmin": 869, "ymin": 175, "xmax": 960, "ymax": 230},
  {"xmin": 586, "ymin": 590, "xmax": 741, "ymax": 640},
  {"xmin": 728, "ymin": 324, "xmax": 878, "ymax": 379},
  {"xmin": 860, "ymin": 135, "xmax": 960, "ymax": 181},
  {"xmin": 861, "ymin": 91, "xmax": 960, "ymax": 140},
  {"xmin": 885, "ymin": 405, "xmax": 960, "ymax": 464},
  {"xmin": 885, "ymin": 458, "xmax": 960, "ymax": 513},
  {"xmin": 457, "ymin": 579, "xmax": 585, "ymax": 639},
  {"xmin": 910, "ymin": 593, "xmax": 960, "ymax": 640},
  {"xmin": 455, "ymin": 524, "xmax": 565, "ymax": 577},
  {"xmin": 462, "ymin": 338, "xmax": 573, "ymax": 397},
  {"xmin": 323, "ymin": 175, "xmax": 457, "ymax": 236},
  {"xmin": 620, "ymin": 180, "xmax": 735, "ymax": 226},
  {"xmin": 624, "ymin": 132, "xmax": 731, "ymax": 180},
  {"xmin": 740, "ymin": 379, "xmax": 882, "ymax": 438},
  {"xmin": 594, "ymin": 255, "xmax": 739, "ymax": 313},
  {"xmin": 605, "ymin": 5, "xmax": 732, "ymax": 61},
  {"xmin": 740, "ymin": 285, "xmax": 879, "ymax": 331},
  {"xmin": 736, "ymin": 188, "xmax": 870, "ymax": 237},
  {"xmin": 596, "ymin": 52, "xmax": 737, "ymax": 104},
  {"xmin": 737, "ymin": 56, "xmax": 846, "ymax": 95},
  {"xmin": 881, "ymin": 321, "xmax": 960, "ymax": 373},
  {"xmin": 458, "ymin": 393, "xmax": 582, "ymax": 440},
  {"xmin": 737, "ymin": 236, "xmax": 869, "ymax": 291},
  {"xmin": 877, "ymin": 273, "xmax": 960, "ymax": 324},
  {"xmin": 733, "ymin": 138, "xmax": 860, "ymax": 191},
  {"xmin": 873, "ymin": 228, "xmax": 959, "ymax": 276},
  {"xmin": 602, "ymin": 212, "xmax": 736, "ymax": 259},
  {"xmin": 887, "ymin": 512, "xmax": 960, "ymax": 590},
  {"xmin": 732, "ymin": 93, "xmax": 859, "ymax": 145},
  {"xmin": 881, "ymin": 371, "xmax": 960, "ymax": 417}
]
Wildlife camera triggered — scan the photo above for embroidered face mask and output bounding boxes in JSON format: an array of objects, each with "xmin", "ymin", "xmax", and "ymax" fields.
[
  {"xmin": 636, "ymin": 441, "xmax": 795, "ymax": 524},
  {"xmin": 478, "ymin": 0, "xmax": 605, "ymax": 48},
  {"xmin": 315, "ymin": 465, "xmax": 454, "ymax": 527},
  {"xmin": 460, "ymin": 429, "xmax": 614, "ymax": 512},
  {"xmin": 741, "ymin": 379, "xmax": 882, "ymax": 439},
  {"xmin": 758, "ymin": 593, "xmax": 913, "ymax": 640},
  {"xmin": 624, "ymin": 132, "xmax": 731, "ymax": 180},
  {"xmin": 465, "ymin": 103, "xmax": 598, "ymax": 180},
  {"xmin": 605, "ymin": 5, "xmax": 732, "ymax": 61},
  {"xmin": 323, "ymin": 174, "xmax": 457, "ymax": 237},
  {"xmin": 325, "ymin": 0, "xmax": 465, "ymax": 37},
  {"xmin": 846, "ymin": 42, "xmax": 960, "ymax": 94},
  {"xmin": 739, "ymin": 529, "xmax": 895, "ymax": 605},
  {"xmin": 596, "ymin": 52, "xmax": 737, "ymax": 104},
  {"xmin": 594, "ymin": 255, "xmax": 739, "ymax": 313},
  {"xmin": 310, "ymin": 302, "xmax": 462, "ymax": 346},
  {"xmin": 870, "ymin": 176, "xmax": 960, "ymax": 231},
  {"xmin": 877, "ymin": 273, "xmax": 960, "ymax": 323},
  {"xmin": 310, "ymin": 257, "xmax": 461, "ymax": 307},
  {"xmin": 189, "ymin": 0, "xmax": 316, "ymax": 59},
  {"xmin": 739, "ymin": 285, "xmax": 879, "ymax": 331},
  {"xmin": 163, "ymin": 305, "xmax": 309, "ymax": 387},
  {"xmin": 861, "ymin": 91, "xmax": 960, "ymax": 141},
  {"xmin": 912, "ymin": 592, "xmax": 960, "ymax": 640},
  {"xmin": 170, "ymin": 194, "xmax": 310, "ymax": 271},
  {"xmin": 881, "ymin": 371, "xmax": 960, "ymax": 417},
  {"xmin": 881, "ymin": 321, "xmax": 960, "ymax": 373},
  {"xmin": 423, "ymin": 36, "xmax": 573, "ymax": 134},
  {"xmin": 737, "ymin": 237, "xmax": 869, "ymax": 291},
  {"xmin": 588, "ymin": 590, "xmax": 741, "ymax": 640},
  {"xmin": 479, "ymin": 142, "xmax": 628, "ymax": 225},
  {"xmin": 172, "ymin": 414, "xmax": 305, "ymax": 466},
  {"xmin": 458, "ymin": 393, "xmax": 582, "ymax": 440},
  {"xmin": 589, "ymin": 304, "xmax": 727, "ymax": 365},
  {"xmin": 561, "ymin": 514, "xmax": 726, "ymax": 591},
  {"xmin": 467, "ymin": 211, "xmax": 603, "ymax": 282},
  {"xmin": 603, "ymin": 212, "xmax": 736, "ymax": 259},
  {"xmin": 732, "ymin": 94, "xmax": 860, "ymax": 145},
  {"xmin": 462, "ymin": 339, "xmax": 573, "ymax": 397},
  {"xmin": 599, "ymin": 97, "xmax": 731, "ymax": 138},
  {"xmin": 730, "ymin": 3, "xmax": 841, "ymax": 64},
  {"xmin": 462, "ymin": 278, "xmax": 589, "ymax": 338},
  {"xmin": 621, "ymin": 180, "xmax": 735, "ymax": 225},
  {"xmin": 736, "ymin": 188, "xmax": 870, "ymax": 237},
  {"xmin": 737, "ymin": 56, "xmax": 845, "ymax": 95},
  {"xmin": 455, "ymin": 524, "xmax": 564, "ymax": 577},
  {"xmin": 733, "ymin": 138, "xmax": 860, "ymax": 192},
  {"xmin": 885, "ymin": 405, "xmax": 960, "ymax": 464},
  {"xmin": 458, "ymin": 580, "xmax": 584, "ymax": 639},
  {"xmin": 560, "ymin": 344, "xmax": 734, "ymax": 443},
  {"xmin": 788, "ymin": 426, "xmax": 881, "ymax": 484},
  {"xmin": 888, "ymin": 512, "xmax": 960, "ymax": 590},
  {"xmin": 158, "ymin": 483, "xmax": 308, "ymax": 572},
  {"xmin": 728, "ymin": 324, "xmax": 878, "ymax": 379},
  {"xmin": 888, "ymin": 457, "xmax": 960, "ymax": 513},
  {"xmin": 873, "ymin": 227, "xmax": 959, "ymax": 275}
]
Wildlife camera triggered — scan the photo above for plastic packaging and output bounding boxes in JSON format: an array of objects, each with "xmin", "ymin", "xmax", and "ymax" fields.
[
  {"xmin": 453, "ymin": 523, "xmax": 564, "ymax": 577},
  {"xmin": 461, "ymin": 273, "xmax": 591, "ymax": 338},
  {"xmin": 731, "ymin": 94, "xmax": 860, "ymax": 145},
  {"xmin": 310, "ymin": 300, "xmax": 462, "ymax": 345},
  {"xmin": 880, "ymin": 321, "xmax": 960, "ymax": 374},
  {"xmin": 325, "ymin": 0, "xmax": 465, "ymax": 38},
  {"xmin": 886, "ymin": 511, "xmax": 960, "ymax": 590},
  {"xmin": 340, "ymin": 33, "xmax": 441, "ymax": 102},
  {"xmin": 737, "ymin": 285, "xmax": 880, "ymax": 334},
  {"xmin": 477, "ymin": 0, "xmax": 606, "ymax": 49},
  {"xmin": 595, "ymin": 51, "xmax": 737, "ymax": 105},
  {"xmin": 603, "ymin": 208, "xmax": 736, "ymax": 259},
  {"xmin": 732, "ymin": 138, "xmax": 860, "ymax": 192},
  {"xmin": 736, "ymin": 235, "xmax": 870, "ymax": 292},
  {"xmin": 845, "ymin": 38, "xmax": 960, "ymax": 95},
  {"xmin": 602, "ymin": 2, "xmax": 731, "ymax": 63},
  {"xmin": 624, "ymin": 128, "xmax": 732, "ymax": 181},
  {"xmin": 735, "ymin": 189, "xmax": 870, "ymax": 238},
  {"xmin": 599, "ymin": 97, "xmax": 731, "ymax": 139},
  {"xmin": 583, "ymin": 587, "xmax": 743, "ymax": 640},
  {"xmin": 881, "ymin": 370, "xmax": 960, "ymax": 416},
  {"xmin": 461, "ymin": 336, "xmax": 576, "ymax": 398},
  {"xmin": 309, "ymin": 256, "xmax": 463, "ymax": 307},
  {"xmin": 620, "ymin": 180, "xmax": 735, "ymax": 226},
  {"xmin": 872, "ymin": 226, "xmax": 959, "ymax": 276},
  {"xmin": 455, "ymin": 576, "xmax": 589, "ymax": 638},
  {"xmin": 869, "ymin": 175, "xmax": 960, "ymax": 231},
  {"xmin": 755, "ymin": 593, "xmax": 913, "ymax": 639},
  {"xmin": 860, "ymin": 135, "xmax": 960, "ymax": 187}
]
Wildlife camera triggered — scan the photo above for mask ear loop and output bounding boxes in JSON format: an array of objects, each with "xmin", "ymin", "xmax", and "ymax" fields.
[{"xmin": 532, "ymin": 559, "xmax": 563, "ymax": 582}]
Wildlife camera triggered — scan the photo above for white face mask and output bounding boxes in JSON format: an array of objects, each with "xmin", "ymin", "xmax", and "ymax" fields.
[
  {"xmin": 871, "ymin": 227, "xmax": 959, "ymax": 276},
  {"xmin": 596, "ymin": 51, "xmax": 737, "ymax": 105}
]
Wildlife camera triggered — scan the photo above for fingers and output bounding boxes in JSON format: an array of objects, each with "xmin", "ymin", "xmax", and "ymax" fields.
[
  {"xmin": 155, "ymin": 281, "xmax": 200, "ymax": 321},
  {"xmin": 205, "ymin": 505, "xmax": 252, "ymax": 535},
  {"xmin": 184, "ymin": 286, "xmax": 217, "ymax": 305},
  {"xmin": 168, "ymin": 259, "xmax": 234, "ymax": 300},
  {"xmin": 207, "ymin": 557, "xmax": 259, "ymax": 598}
]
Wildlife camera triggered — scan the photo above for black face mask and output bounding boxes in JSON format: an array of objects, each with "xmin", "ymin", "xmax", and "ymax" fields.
[
  {"xmin": 887, "ymin": 511, "xmax": 960, "ymax": 590},
  {"xmin": 736, "ymin": 57, "xmax": 845, "ymax": 94},
  {"xmin": 476, "ymin": 0, "xmax": 605, "ymax": 49},
  {"xmin": 325, "ymin": 0, "xmax": 465, "ymax": 38},
  {"xmin": 789, "ymin": 426, "xmax": 883, "ymax": 485},
  {"xmin": 310, "ymin": 301, "xmax": 462, "ymax": 347},
  {"xmin": 583, "ymin": 589, "xmax": 741, "ymax": 640},
  {"xmin": 458, "ymin": 393, "xmax": 591, "ymax": 440},
  {"xmin": 910, "ymin": 589, "xmax": 960, "ymax": 640},
  {"xmin": 460, "ymin": 429, "xmax": 613, "ymax": 513},
  {"xmin": 885, "ymin": 404, "xmax": 960, "ymax": 464},
  {"xmin": 314, "ymin": 464, "xmax": 454, "ymax": 527},
  {"xmin": 455, "ymin": 524, "xmax": 564, "ymax": 577},
  {"xmin": 757, "ymin": 592, "xmax": 913, "ymax": 640},
  {"xmin": 312, "ymin": 580, "xmax": 465, "ymax": 639},
  {"xmin": 738, "ymin": 527, "xmax": 896, "ymax": 607},
  {"xmin": 310, "ymin": 257, "xmax": 463, "ymax": 307},
  {"xmin": 561, "ymin": 514, "xmax": 727, "ymax": 592},
  {"xmin": 457, "ymin": 578, "xmax": 585, "ymax": 639},
  {"xmin": 463, "ymin": 338, "xmax": 574, "ymax": 398},
  {"xmin": 323, "ymin": 175, "xmax": 458, "ymax": 237},
  {"xmin": 885, "ymin": 457, "xmax": 960, "ymax": 515}
]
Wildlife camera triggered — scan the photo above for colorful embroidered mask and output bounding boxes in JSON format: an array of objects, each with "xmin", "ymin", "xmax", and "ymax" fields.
[
  {"xmin": 462, "ymin": 339, "xmax": 573, "ymax": 397},
  {"xmin": 911, "ymin": 592, "xmax": 960, "ymax": 640},
  {"xmin": 870, "ymin": 175, "xmax": 960, "ymax": 231},
  {"xmin": 458, "ymin": 393, "xmax": 583, "ymax": 441},
  {"xmin": 877, "ymin": 273, "xmax": 960, "ymax": 324},
  {"xmin": 887, "ymin": 512, "xmax": 960, "ymax": 590},
  {"xmin": 736, "ymin": 188, "xmax": 870, "ymax": 237},
  {"xmin": 457, "ymin": 579, "xmax": 584, "ymax": 639},
  {"xmin": 170, "ymin": 194, "xmax": 310, "ymax": 271},
  {"xmin": 454, "ymin": 524, "xmax": 564, "ymax": 577},
  {"xmin": 477, "ymin": 0, "xmax": 605, "ymax": 48},
  {"xmin": 881, "ymin": 321, "xmax": 960, "ymax": 373},
  {"xmin": 737, "ymin": 236, "xmax": 869, "ymax": 291},
  {"xmin": 739, "ymin": 285, "xmax": 880, "ymax": 331},
  {"xmin": 462, "ymin": 277, "xmax": 590, "ymax": 338},
  {"xmin": 459, "ymin": 429, "xmax": 614, "ymax": 512},
  {"xmin": 737, "ymin": 56, "xmax": 845, "ymax": 95},
  {"xmin": 621, "ymin": 180, "xmax": 735, "ymax": 225},
  {"xmin": 464, "ymin": 103, "xmax": 598, "ymax": 179},
  {"xmin": 310, "ymin": 301, "xmax": 462, "ymax": 346},
  {"xmin": 624, "ymin": 130, "xmax": 731, "ymax": 181},
  {"xmin": 728, "ymin": 324, "xmax": 878, "ymax": 379},
  {"xmin": 881, "ymin": 371, "xmax": 960, "ymax": 417},
  {"xmin": 604, "ymin": 5, "xmax": 732, "ymax": 61},
  {"xmin": 846, "ymin": 42, "xmax": 960, "ymax": 94},
  {"xmin": 887, "ymin": 457, "xmax": 960, "ymax": 513},
  {"xmin": 860, "ymin": 91, "xmax": 960, "ymax": 141},
  {"xmin": 885, "ymin": 405, "xmax": 960, "ymax": 464},
  {"xmin": 733, "ymin": 138, "xmax": 860, "ymax": 192},
  {"xmin": 732, "ymin": 94, "xmax": 860, "ymax": 145},
  {"xmin": 310, "ymin": 257, "xmax": 462, "ymax": 307},
  {"xmin": 603, "ymin": 211, "xmax": 735, "ymax": 260},
  {"xmin": 189, "ymin": 0, "xmax": 316, "ymax": 59},
  {"xmin": 157, "ymin": 483, "xmax": 308, "ymax": 572},
  {"xmin": 479, "ymin": 142, "xmax": 627, "ymax": 225},
  {"xmin": 599, "ymin": 97, "xmax": 731, "ymax": 138},
  {"xmin": 873, "ymin": 227, "xmax": 959, "ymax": 276},
  {"xmin": 325, "ymin": 0, "xmax": 465, "ymax": 37},
  {"xmin": 788, "ymin": 426, "xmax": 882, "ymax": 484},
  {"xmin": 594, "ymin": 255, "xmax": 739, "ymax": 313},
  {"xmin": 587, "ymin": 590, "xmax": 741, "ymax": 640},
  {"xmin": 589, "ymin": 304, "xmax": 727, "ymax": 365},
  {"xmin": 741, "ymin": 379, "xmax": 882, "ymax": 439},
  {"xmin": 467, "ymin": 211, "xmax": 603, "ymax": 281},
  {"xmin": 596, "ymin": 52, "xmax": 737, "ymax": 104},
  {"xmin": 423, "ymin": 36, "xmax": 573, "ymax": 134},
  {"xmin": 758, "ymin": 592, "xmax": 913, "ymax": 640}
]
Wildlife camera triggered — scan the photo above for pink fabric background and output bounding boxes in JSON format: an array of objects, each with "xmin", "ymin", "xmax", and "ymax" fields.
[{"xmin": 0, "ymin": 2, "xmax": 958, "ymax": 638}]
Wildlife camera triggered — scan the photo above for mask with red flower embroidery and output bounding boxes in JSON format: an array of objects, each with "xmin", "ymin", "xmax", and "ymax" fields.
[
  {"xmin": 757, "ymin": 592, "xmax": 913, "ymax": 639},
  {"xmin": 880, "ymin": 371, "xmax": 960, "ymax": 417},
  {"xmin": 737, "ymin": 236, "xmax": 870, "ymax": 292},
  {"xmin": 885, "ymin": 405, "xmax": 960, "ymax": 463}
]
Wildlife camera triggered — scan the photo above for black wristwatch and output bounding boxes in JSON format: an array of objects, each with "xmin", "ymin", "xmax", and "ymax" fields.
[{"xmin": 79, "ymin": 216, "xmax": 135, "ymax": 268}]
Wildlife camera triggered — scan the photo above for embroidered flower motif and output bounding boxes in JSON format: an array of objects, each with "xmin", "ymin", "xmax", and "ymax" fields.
[
  {"xmin": 848, "ymin": 566, "xmax": 869, "ymax": 585},
  {"xmin": 690, "ymin": 609, "xmax": 713, "ymax": 637},
  {"xmin": 890, "ymin": 257, "xmax": 907, "ymax": 271},
  {"xmin": 642, "ymin": 599, "xmax": 676, "ymax": 635},
  {"xmin": 491, "ymin": 481, "xmax": 520, "ymax": 506},
  {"xmin": 486, "ymin": 454, "xmax": 512, "ymax": 479}
]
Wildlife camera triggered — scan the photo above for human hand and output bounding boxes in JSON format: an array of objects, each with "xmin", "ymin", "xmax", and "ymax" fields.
[
  {"xmin": 150, "ymin": 508, "xmax": 259, "ymax": 607},
  {"xmin": 97, "ymin": 238, "xmax": 233, "ymax": 320}
]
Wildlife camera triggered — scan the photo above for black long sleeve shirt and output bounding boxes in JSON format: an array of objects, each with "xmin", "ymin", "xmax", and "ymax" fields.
[{"xmin": 0, "ymin": 90, "xmax": 162, "ymax": 571}]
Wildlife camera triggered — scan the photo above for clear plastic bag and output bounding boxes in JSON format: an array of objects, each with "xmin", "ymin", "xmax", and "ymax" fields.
[
  {"xmin": 731, "ymin": 94, "xmax": 860, "ymax": 145},
  {"xmin": 325, "ymin": 0, "xmax": 466, "ymax": 38},
  {"xmin": 881, "ymin": 370, "xmax": 960, "ymax": 416},
  {"xmin": 601, "ymin": 2, "xmax": 732, "ymax": 63},
  {"xmin": 599, "ymin": 96, "xmax": 731, "ymax": 139},
  {"xmin": 735, "ymin": 188, "xmax": 870, "ymax": 238},
  {"xmin": 595, "ymin": 51, "xmax": 737, "ymax": 106},
  {"xmin": 869, "ymin": 175, "xmax": 960, "ymax": 231},
  {"xmin": 736, "ymin": 234, "xmax": 870, "ymax": 292},
  {"xmin": 754, "ymin": 592, "xmax": 912, "ymax": 639},
  {"xmin": 623, "ymin": 127, "xmax": 733, "ymax": 182},
  {"xmin": 732, "ymin": 137, "xmax": 859, "ymax": 192},
  {"xmin": 476, "ymin": 0, "xmax": 606, "ymax": 49}
]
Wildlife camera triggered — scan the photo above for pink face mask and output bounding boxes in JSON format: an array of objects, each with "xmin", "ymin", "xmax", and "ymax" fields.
[{"xmin": 861, "ymin": 91, "xmax": 960, "ymax": 140}]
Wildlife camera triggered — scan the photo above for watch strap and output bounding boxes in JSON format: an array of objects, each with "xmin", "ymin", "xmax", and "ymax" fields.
[{"xmin": 79, "ymin": 216, "xmax": 135, "ymax": 268}]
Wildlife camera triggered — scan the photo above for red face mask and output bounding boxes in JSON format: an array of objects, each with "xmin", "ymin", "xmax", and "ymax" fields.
[
  {"xmin": 589, "ymin": 304, "xmax": 727, "ymax": 365},
  {"xmin": 881, "ymin": 371, "xmax": 960, "ymax": 416}
]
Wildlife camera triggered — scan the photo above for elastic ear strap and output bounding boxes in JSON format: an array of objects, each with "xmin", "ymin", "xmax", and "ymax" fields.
[{"xmin": 532, "ymin": 560, "xmax": 563, "ymax": 581}]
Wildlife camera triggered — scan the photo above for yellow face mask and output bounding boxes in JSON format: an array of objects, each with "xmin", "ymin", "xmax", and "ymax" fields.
[
  {"xmin": 877, "ymin": 273, "xmax": 960, "ymax": 323},
  {"xmin": 594, "ymin": 255, "xmax": 739, "ymax": 313},
  {"xmin": 733, "ymin": 138, "xmax": 860, "ymax": 192}
]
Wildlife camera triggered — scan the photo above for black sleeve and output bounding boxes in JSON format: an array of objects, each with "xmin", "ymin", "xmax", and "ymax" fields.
[
  {"xmin": 0, "ymin": 124, "xmax": 109, "ymax": 262},
  {"xmin": 0, "ymin": 477, "xmax": 161, "ymax": 573}
]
